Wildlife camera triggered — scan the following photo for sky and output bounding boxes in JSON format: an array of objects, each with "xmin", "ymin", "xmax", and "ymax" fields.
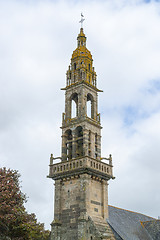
[{"xmin": 0, "ymin": 0, "xmax": 160, "ymax": 230}]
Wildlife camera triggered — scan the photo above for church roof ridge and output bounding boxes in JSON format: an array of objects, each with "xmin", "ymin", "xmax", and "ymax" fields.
[{"xmin": 108, "ymin": 205, "xmax": 156, "ymax": 220}]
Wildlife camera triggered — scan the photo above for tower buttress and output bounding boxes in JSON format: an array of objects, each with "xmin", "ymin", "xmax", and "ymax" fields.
[{"xmin": 48, "ymin": 27, "xmax": 115, "ymax": 240}]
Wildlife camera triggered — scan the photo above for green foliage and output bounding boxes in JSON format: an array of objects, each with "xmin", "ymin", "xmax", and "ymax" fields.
[{"xmin": 0, "ymin": 167, "xmax": 50, "ymax": 240}]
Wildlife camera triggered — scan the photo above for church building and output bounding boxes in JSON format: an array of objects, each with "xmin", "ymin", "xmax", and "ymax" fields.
[{"xmin": 48, "ymin": 24, "xmax": 160, "ymax": 240}]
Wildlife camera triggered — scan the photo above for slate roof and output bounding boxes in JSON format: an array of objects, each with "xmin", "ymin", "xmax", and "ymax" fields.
[
  {"xmin": 142, "ymin": 220, "xmax": 160, "ymax": 240},
  {"xmin": 108, "ymin": 205, "xmax": 159, "ymax": 240}
]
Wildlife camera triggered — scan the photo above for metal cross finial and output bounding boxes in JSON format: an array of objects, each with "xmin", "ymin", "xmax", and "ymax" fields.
[{"xmin": 79, "ymin": 13, "xmax": 85, "ymax": 28}]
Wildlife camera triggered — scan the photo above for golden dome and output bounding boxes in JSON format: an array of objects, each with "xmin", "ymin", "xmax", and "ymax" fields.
[
  {"xmin": 71, "ymin": 28, "xmax": 92, "ymax": 60},
  {"xmin": 72, "ymin": 46, "xmax": 92, "ymax": 60},
  {"xmin": 65, "ymin": 28, "xmax": 98, "ymax": 89}
]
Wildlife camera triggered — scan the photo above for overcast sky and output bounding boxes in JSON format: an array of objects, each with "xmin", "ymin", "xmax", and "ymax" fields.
[{"xmin": 0, "ymin": 0, "xmax": 160, "ymax": 230}]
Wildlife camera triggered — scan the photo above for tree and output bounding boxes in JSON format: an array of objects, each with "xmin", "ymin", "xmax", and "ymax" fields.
[{"xmin": 0, "ymin": 168, "xmax": 50, "ymax": 240}]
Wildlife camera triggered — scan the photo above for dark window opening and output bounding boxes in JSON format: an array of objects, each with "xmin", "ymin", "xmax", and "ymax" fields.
[
  {"xmin": 65, "ymin": 129, "xmax": 72, "ymax": 160},
  {"xmin": 75, "ymin": 126, "xmax": 83, "ymax": 157},
  {"xmin": 95, "ymin": 133, "xmax": 98, "ymax": 144},
  {"xmin": 74, "ymin": 63, "xmax": 76, "ymax": 70}
]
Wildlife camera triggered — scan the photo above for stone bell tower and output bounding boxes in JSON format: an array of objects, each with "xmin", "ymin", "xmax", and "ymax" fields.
[{"xmin": 48, "ymin": 27, "xmax": 115, "ymax": 240}]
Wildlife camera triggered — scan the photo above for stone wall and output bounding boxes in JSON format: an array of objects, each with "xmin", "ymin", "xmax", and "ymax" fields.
[{"xmin": 50, "ymin": 174, "xmax": 115, "ymax": 240}]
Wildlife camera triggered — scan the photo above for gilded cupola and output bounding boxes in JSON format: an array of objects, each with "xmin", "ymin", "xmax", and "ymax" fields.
[{"xmin": 66, "ymin": 28, "xmax": 97, "ymax": 88}]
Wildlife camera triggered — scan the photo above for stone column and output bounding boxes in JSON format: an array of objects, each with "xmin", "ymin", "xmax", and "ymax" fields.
[
  {"xmin": 79, "ymin": 87, "xmax": 87, "ymax": 118},
  {"xmin": 90, "ymin": 131, "xmax": 95, "ymax": 158},
  {"xmin": 65, "ymin": 93, "xmax": 71, "ymax": 119},
  {"xmin": 97, "ymin": 134, "xmax": 101, "ymax": 160},
  {"xmin": 83, "ymin": 129, "xmax": 88, "ymax": 156},
  {"xmin": 61, "ymin": 133, "xmax": 67, "ymax": 161},
  {"xmin": 72, "ymin": 130, "xmax": 76, "ymax": 159},
  {"xmin": 94, "ymin": 93, "xmax": 98, "ymax": 120}
]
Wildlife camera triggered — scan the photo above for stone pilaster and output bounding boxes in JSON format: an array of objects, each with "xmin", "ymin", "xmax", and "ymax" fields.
[
  {"xmin": 54, "ymin": 180, "xmax": 62, "ymax": 222},
  {"xmin": 102, "ymin": 180, "xmax": 109, "ymax": 220}
]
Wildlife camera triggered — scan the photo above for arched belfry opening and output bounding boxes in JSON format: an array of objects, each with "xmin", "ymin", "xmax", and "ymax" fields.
[
  {"xmin": 65, "ymin": 129, "xmax": 72, "ymax": 160},
  {"xmin": 71, "ymin": 93, "xmax": 78, "ymax": 118},
  {"xmin": 75, "ymin": 126, "xmax": 83, "ymax": 157},
  {"xmin": 87, "ymin": 93, "xmax": 94, "ymax": 119}
]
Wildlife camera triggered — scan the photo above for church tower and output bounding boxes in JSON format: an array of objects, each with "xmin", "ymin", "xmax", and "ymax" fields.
[{"xmin": 48, "ymin": 26, "xmax": 115, "ymax": 240}]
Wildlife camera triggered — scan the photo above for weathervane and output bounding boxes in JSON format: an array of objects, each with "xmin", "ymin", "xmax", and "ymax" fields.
[{"xmin": 79, "ymin": 13, "xmax": 85, "ymax": 28}]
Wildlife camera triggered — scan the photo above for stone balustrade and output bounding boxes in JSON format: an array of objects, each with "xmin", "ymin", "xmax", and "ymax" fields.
[{"xmin": 49, "ymin": 156, "xmax": 113, "ymax": 179}]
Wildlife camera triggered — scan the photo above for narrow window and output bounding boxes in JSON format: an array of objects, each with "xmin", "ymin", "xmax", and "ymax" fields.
[
  {"xmin": 72, "ymin": 100, "xmax": 77, "ymax": 118},
  {"xmin": 87, "ymin": 100, "xmax": 91, "ymax": 118},
  {"xmin": 88, "ymin": 64, "xmax": 90, "ymax": 71},
  {"xmin": 88, "ymin": 131, "xmax": 91, "ymax": 141},
  {"xmin": 66, "ymin": 129, "xmax": 72, "ymax": 160},
  {"xmin": 75, "ymin": 126, "xmax": 83, "ymax": 157},
  {"xmin": 87, "ymin": 94, "xmax": 94, "ymax": 119},
  {"xmin": 95, "ymin": 133, "xmax": 98, "ymax": 144},
  {"xmin": 71, "ymin": 93, "xmax": 78, "ymax": 118}
]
